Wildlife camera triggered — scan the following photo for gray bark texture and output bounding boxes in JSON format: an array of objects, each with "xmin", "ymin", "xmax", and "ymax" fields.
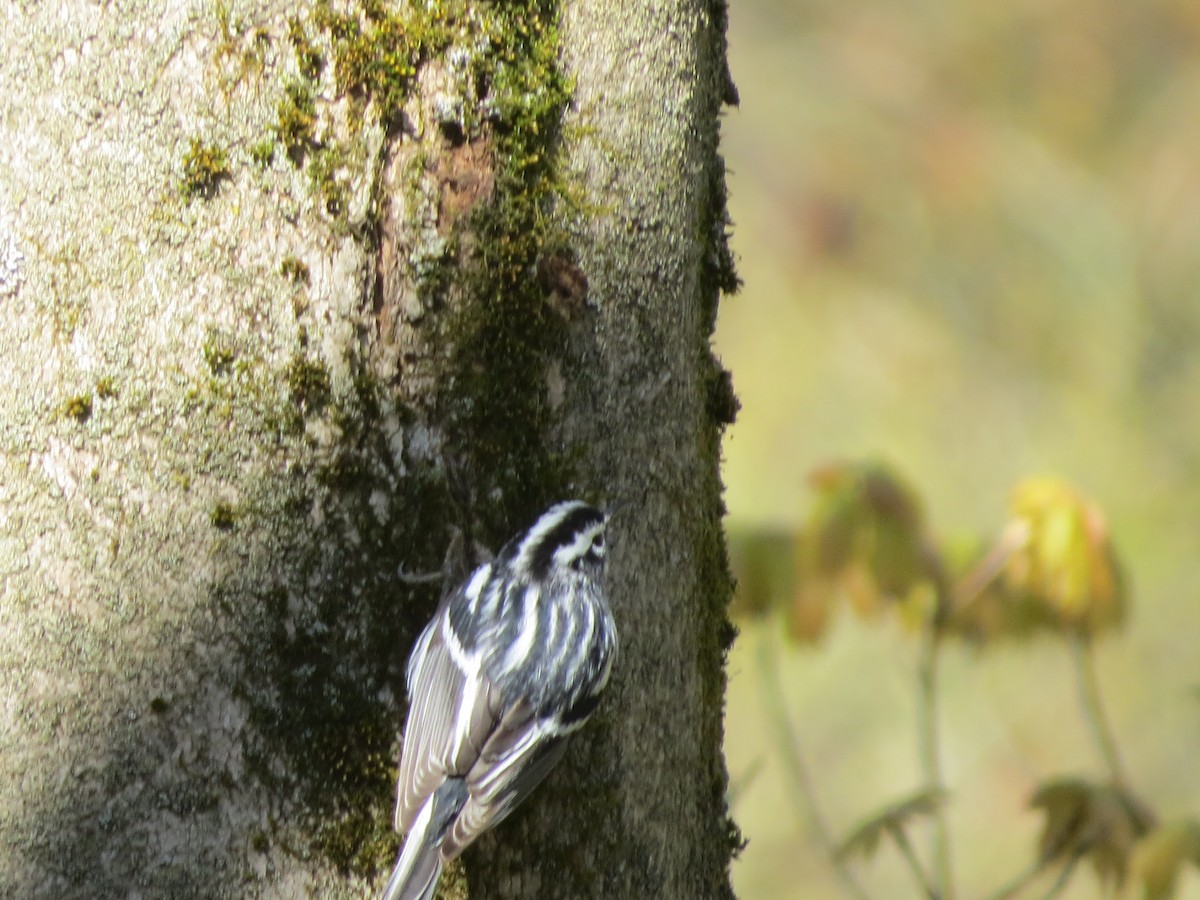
[{"xmin": 0, "ymin": 0, "xmax": 739, "ymax": 897}]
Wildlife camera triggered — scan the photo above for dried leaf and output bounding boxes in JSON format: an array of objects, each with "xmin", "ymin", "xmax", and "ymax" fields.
[
  {"xmin": 798, "ymin": 461, "xmax": 943, "ymax": 630},
  {"xmin": 836, "ymin": 787, "xmax": 948, "ymax": 863},
  {"xmin": 1030, "ymin": 777, "xmax": 1156, "ymax": 889},
  {"xmin": 1032, "ymin": 778, "xmax": 1092, "ymax": 864}
]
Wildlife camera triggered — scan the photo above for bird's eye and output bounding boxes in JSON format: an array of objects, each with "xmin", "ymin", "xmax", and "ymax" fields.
[{"xmin": 591, "ymin": 534, "xmax": 605, "ymax": 552}]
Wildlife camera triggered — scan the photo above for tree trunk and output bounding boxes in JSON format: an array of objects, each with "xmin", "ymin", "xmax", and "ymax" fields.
[{"xmin": 0, "ymin": 0, "xmax": 739, "ymax": 898}]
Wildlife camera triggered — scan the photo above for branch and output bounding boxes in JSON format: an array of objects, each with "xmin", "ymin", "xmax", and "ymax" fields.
[
  {"xmin": 917, "ymin": 626, "xmax": 954, "ymax": 899},
  {"xmin": 983, "ymin": 853, "xmax": 1082, "ymax": 900},
  {"xmin": 1070, "ymin": 633, "xmax": 1131, "ymax": 789},
  {"xmin": 889, "ymin": 824, "xmax": 942, "ymax": 900},
  {"xmin": 757, "ymin": 631, "xmax": 873, "ymax": 900},
  {"xmin": 951, "ymin": 519, "xmax": 1029, "ymax": 614},
  {"xmin": 982, "ymin": 858, "xmax": 1045, "ymax": 900},
  {"xmin": 1039, "ymin": 851, "xmax": 1083, "ymax": 900}
]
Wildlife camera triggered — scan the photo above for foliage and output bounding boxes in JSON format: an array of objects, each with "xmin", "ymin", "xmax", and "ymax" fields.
[
  {"xmin": 1030, "ymin": 777, "xmax": 1154, "ymax": 889},
  {"xmin": 836, "ymin": 789, "xmax": 948, "ymax": 863},
  {"xmin": 733, "ymin": 459, "xmax": 1199, "ymax": 899},
  {"xmin": 717, "ymin": 0, "xmax": 1200, "ymax": 896},
  {"xmin": 791, "ymin": 462, "xmax": 942, "ymax": 640},
  {"xmin": 1003, "ymin": 478, "xmax": 1125, "ymax": 634}
]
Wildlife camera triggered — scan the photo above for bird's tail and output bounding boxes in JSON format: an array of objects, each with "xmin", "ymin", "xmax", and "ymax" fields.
[
  {"xmin": 382, "ymin": 778, "xmax": 469, "ymax": 900},
  {"xmin": 380, "ymin": 799, "xmax": 442, "ymax": 900}
]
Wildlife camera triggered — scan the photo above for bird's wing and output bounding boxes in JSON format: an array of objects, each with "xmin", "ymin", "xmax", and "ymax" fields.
[
  {"xmin": 394, "ymin": 613, "xmax": 504, "ymax": 834},
  {"xmin": 440, "ymin": 697, "xmax": 569, "ymax": 859}
]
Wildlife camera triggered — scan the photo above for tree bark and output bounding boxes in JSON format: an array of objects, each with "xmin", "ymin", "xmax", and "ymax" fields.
[
  {"xmin": 465, "ymin": 1, "xmax": 742, "ymax": 899},
  {"xmin": 0, "ymin": 0, "xmax": 739, "ymax": 898}
]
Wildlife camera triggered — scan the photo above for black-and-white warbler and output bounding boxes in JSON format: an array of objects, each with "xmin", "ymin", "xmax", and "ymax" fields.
[{"xmin": 382, "ymin": 500, "xmax": 618, "ymax": 900}]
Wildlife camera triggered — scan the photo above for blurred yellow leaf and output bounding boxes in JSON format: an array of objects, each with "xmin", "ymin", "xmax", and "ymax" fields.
[
  {"xmin": 836, "ymin": 787, "xmax": 948, "ymax": 863},
  {"xmin": 1030, "ymin": 777, "xmax": 1156, "ymax": 889},
  {"xmin": 1133, "ymin": 820, "xmax": 1200, "ymax": 900},
  {"xmin": 1005, "ymin": 477, "xmax": 1126, "ymax": 636}
]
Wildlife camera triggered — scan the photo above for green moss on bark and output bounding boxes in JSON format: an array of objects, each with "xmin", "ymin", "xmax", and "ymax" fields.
[
  {"xmin": 209, "ymin": 501, "xmax": 237, "ymax": 530},
  {"xmin": 61, "ymin": 393, "xmax": 93, "ymax": 423},
  {"xmin": 436, "ymin": 0, "xmax": 579, "ymax": 537},
  {"xmin": 275, "ymin": 81, "xmax": 318, "ymax": 162},
  {"xmin": 180, "ymin": 138, "xmax": 231, "ymax": 201},
  {"xmin": 195, "ymin": 0, "xmax": 589, "ymax": 886}
]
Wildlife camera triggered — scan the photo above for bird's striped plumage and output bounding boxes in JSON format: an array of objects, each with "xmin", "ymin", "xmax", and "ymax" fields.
[{"xmin": 382, "ymin": 501, "xmax": 617, "ymax": 900}]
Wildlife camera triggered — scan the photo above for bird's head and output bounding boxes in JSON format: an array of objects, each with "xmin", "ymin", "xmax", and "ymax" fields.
[{"xmin": 509, "ymin": 500, "xmax": 609, "ymax": 583}]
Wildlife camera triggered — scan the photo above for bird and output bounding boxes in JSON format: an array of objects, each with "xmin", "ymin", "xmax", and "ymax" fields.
[{"xmin": 381, "ymin": 500, "xmax": 618, "ymax": 900}]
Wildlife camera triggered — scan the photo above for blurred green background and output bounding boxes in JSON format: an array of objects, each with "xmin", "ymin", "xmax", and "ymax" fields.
[{"xmin": 716, "ymin": 0, "xmax": 1200, "ymax": 897}]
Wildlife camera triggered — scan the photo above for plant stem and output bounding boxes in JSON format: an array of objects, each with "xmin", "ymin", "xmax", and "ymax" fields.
[
  {"xmin": 982, "ymin": 859, "xmax": 1045, "ymax": 900},
  {"xmin": 757, "ymin": 629, "xmax": 872, "ymax": 900},
  {"xmin": 917, "ymin": 626, "xmax": 954, "ymax": 900},
  {"xmin": 1070, "ymin": 633, "xmax": 1130, "ymax": 788},
  {"xmin": 984, "ymin": 854, "xmax": 1081, "ymax": 900},
  {"xmin": 1040, "ymin": 852, "xmax": 1082, "ymax": 900},
  {"xmin": 889, "ymin": 824, "xmax": 941, "ymax": 900},
  {"xmin": 951, "ymin": 520, "xmax": 1029, "ymax": 615}
]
